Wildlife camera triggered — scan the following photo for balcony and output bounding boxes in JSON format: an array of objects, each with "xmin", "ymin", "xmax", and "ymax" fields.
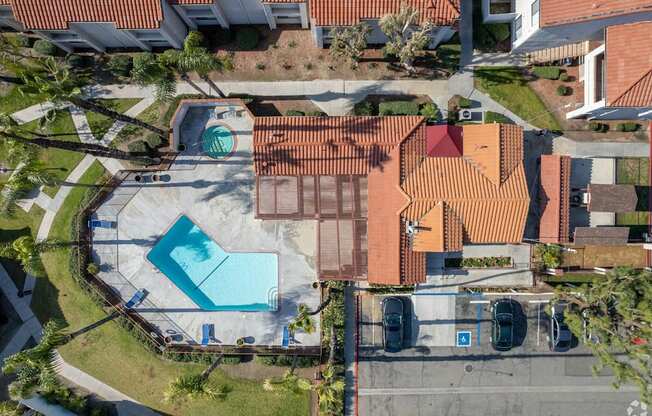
[{"xmin": 482, "ymin": 0, "xmax": 517, "ymax": 23}]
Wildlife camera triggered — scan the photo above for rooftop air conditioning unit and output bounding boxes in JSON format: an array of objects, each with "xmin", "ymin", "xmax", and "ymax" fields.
[{"xmin": 458, "ymin": 109, "xmax": 472, "ymax": 121}]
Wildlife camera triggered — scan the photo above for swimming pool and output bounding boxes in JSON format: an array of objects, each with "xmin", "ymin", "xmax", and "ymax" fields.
[
  {"xmin": 202, "ymin": 125, "xmax": 235, "ymax": 159},
  {"xmin": 146, "ymin": 216, "xmax": 278, "ymax": 311}
]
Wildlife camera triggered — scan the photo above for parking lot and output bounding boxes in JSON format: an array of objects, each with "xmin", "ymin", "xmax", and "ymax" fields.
[{"xmin": 355, "ymin": 293, "xmax": 640, "ymax": 416}]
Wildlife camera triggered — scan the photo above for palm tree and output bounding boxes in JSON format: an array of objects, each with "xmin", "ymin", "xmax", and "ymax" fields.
[
  {"xmin": 0, "ymin": 113, "xmax": 159, "ymax": 164},
  {"xmin": 288, "ymin": 304, "xmax": 316, "ymax": 335},
  {"xmin": 0, "ymin": 236, "xmax": 63, "ymax": 276},
  {"xmin": 313, "ymin": 365, "xmax": 345, "ymax": 415},
  {"xmin": 174, "ymin": 31, "xmax": 225, "ymax": 98},
  {"xmin": 2, "ymin": 320, "xmax": 66, "ymax": 399},
  {"xmin": 164, "ymin": 355, "xmax": 228, "ymax": 402},
  {"xmin": 17, "ymin": 58, "xmax": 167, "ymax": 137},
  {"xmin": 131, "ymin": 52, "xmax": 178, "ymax": 102},
  {"xmin": 263, "ymin": 369, "xmax": 311, "ymax": 393}
]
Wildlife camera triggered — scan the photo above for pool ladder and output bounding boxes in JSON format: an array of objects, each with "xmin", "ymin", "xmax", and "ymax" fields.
[{"xmin": 267, "ymin": 287, "xmax": 279, "ymax": 311}]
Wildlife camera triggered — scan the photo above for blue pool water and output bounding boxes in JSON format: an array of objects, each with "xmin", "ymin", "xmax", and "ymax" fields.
[
  {"xmin": 202, "ymin": 125, "xmax": 235, "ymax": 159},
  {"xmin": 146, "ymin": 216, "xmax": 278, "ymax": 311}
]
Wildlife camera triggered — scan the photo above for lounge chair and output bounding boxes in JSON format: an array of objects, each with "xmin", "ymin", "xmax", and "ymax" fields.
[
  {"xmin": 88, "ymin": 219, "xmax": 116, "ymax": 229},
  {"xmin": 201, "ymin": 323, "xmax": 213, "ymax": 347},
  {"xmin": 282, "ymin": 326, "xmax": 290, "ymax": 349},
  {"xmin": 125, "ymin": 289, "xmax": 146, "ymax": 309}
]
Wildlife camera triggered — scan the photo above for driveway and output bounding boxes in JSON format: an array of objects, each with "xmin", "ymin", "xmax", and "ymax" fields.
[{"xmin": 355, "ymin": 293, "xmax": 640, "ymax": 416}]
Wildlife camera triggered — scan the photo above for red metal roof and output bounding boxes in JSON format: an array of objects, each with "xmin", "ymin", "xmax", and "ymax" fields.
[
  {"xmin": 539, "ymin": 155, "xmax": 571, "ymax": 244},
  {"xmin": 9, "ymin": 0, "xmax": 163, "ymax": 30},
  {"xmin": 540, "ymin": 0, "xmax": 652, "ymax": 27},
  {"xmin": 309, "ymin": 0, "xmax": 460, "ymax": 26},
  {"xmin": 606, "ymin": 21, "xmax": 652, "ymax": 108},
  {"xmin": 426, "ymin": 125, "xmax": 462, "ymax": 157}
]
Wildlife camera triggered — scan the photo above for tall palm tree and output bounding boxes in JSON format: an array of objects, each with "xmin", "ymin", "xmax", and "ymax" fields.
[
  {"xmin": 2, "ymin": 320, "xmax": 66, "ymax": 399},
  {"xmin": 0, "ymin": 113, "xmax": 159, "ymax": 164},
  {"xmin": 263, "ymin": 369, "xmax": 311, "ymax": 393},
  {"xmin": 288, "ymin": 304, "xmax": 316, "ymax": 335},
  {"xmin": 313, "ymin": 365, "xmax": 345, "ymax": 415},
  {"xmin": 174, "ymin": 31, "xmax": 225, "ymax": 98},
  {"xmin": 0, "ymin": 236, "xmax": 62, "ymax": 276},
  {"xmin": 164, "ymin": 355, "xmax": 228, "ymax": 402},
  {"xmin": 17, "ymin": 58, "xmax": 167, "ymax": 137},
  {"xmin": 131, "ymin": 52, "xmax": 179, "ymax": 102}
]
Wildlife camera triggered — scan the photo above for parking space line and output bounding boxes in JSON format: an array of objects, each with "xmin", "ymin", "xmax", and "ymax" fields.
[
  {"xmin": 469, "ymin": 300, "xmax": 489, "ymax": 304},
  {"xmin": 537, "ymin": 303, "xmax": 540, "ymax": 346},
  {"xmin": 476, "ymin": 302, "xmax": 482, "ymax": 346}
]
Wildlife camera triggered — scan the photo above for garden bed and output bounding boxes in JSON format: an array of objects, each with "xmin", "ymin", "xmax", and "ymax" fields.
[{"xmin": 445, "ymin": 256, "xmax": 512, "ymax": 268}]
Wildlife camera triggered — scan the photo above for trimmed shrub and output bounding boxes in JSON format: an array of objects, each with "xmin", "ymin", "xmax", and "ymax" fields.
[
  {"xmin": 616, "ymin": 122, "xmax": 640, "ymax": 132},
  {"xmin": 353, "ymin": 101, "xmax": 375, "ymax": 116},
  {"xmin": 107, "ymin": 55, "xmax": 133, "ymax": 78},
  {"xmin": 15, "ymin": 34, "xmax": 31, "ymax": 47},
  {"xmin": 306, "ymin": 110, "xmax": 327, "ymax": 116},
  {"xmin": 484, "ymin": 111, "xmax": 514, "ymax": 124},
  {"xmin": 285, "ymin": 110, "xmax": 305, "ymax": 116},
  {"xmin": 458, "ymin": 96, "xmax": 472, "ymax": 108},
  {"xmin": 532, "ymin": 66, "xmax": 561, "ymax": 80},
  {"xmin": 556, "ymin": 85, "xmax": 571, "ymax": 96},
  {"xmin": 235, "ymin": 27, "xmax": 259, "ymax": 50},
  {"xmin": 379, "ymin": 101, "xmax": 420, "ymax": 116},
  {"xmin": 589, "ymin": 122, "xmax": 609, "ymax": 133},
  {"xmin": 559, "ymin": 72, "xmax": 570, "ymax": 82},
  {"xmin": 420, "ymin": 103, "xmax": 441, "ymax": 123},
  {"xmin": 255, "ymin": 62, "xmax": 266, "ymax": 70},
  {"xmin": 66, "ymin": 54, "xmax": 91, "ymax": 69},
  {"xmin": 33, "ymin": 39, "xmax": 59, "ymax": 56},
  {"xmin": 221, "ymin": 356, "xmax": 242, "ymax": 365},
  {"xmin": 86, "ymin": 262, "xmax": 100, "ymax": 275}
]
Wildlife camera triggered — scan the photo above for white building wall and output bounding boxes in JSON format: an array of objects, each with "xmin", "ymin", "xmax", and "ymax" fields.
[
  {"xmin": 159, "ymin": 0, "xmax": 188, "ymax": 48},
  {"xmin": 219, "ymin": 0, "xmax": 267, "ymax": 24}
]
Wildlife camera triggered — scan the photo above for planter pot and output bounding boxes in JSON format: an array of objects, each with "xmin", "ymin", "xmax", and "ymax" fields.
[
  {"xmin": 164, "ymin": 336, "xmax": 172, "ymax": 344},
  {"xmin": 312, "ymin": 282, "xmax": 319, "ymax": 289},
  {"xmin": 177, "ymin": 144, "xmax": 186, "ymax": 152},
  {"xmin": 236, "ymin": 338, "xmax": 245, "ymax": 346},
  {"xmin": 134, "ymin": 175, "xmax": 142, "ymax": 182}
]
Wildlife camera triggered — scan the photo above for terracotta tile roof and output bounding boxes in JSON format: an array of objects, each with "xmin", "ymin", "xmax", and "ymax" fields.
[
  {"xmin": 539, "ymin": 155, "xmax": 570, "ymax": 244},
  {"xmin": 253, "ymin": 116, "xmax": 424, "ymax": 176},
  {"xmin": 9, "ymin": 0, "xmax": 163, "ymax": 30},
  {"xmin": 0, "ymin": 0, "xmax": 10, "ymax": 6},
  {"xmin": 540, "ymin": 0, "xmax": 652, "ymax": 27},
  {"xmin": 461, "ymin": 124, "xmax": 523, "ymax": 186},
  {"xmin": 309, "ymin": 0, "xmax": 460, "ymax": 26},
  {"xmin": 412, "ymin": 202, "xmax": 463, "ymax": 252},
  {"xmin": 605, "ymin": 22, "xmax": 652, "ymax": 107},
  {"xmin": 426, "ymin": 125, "xmax": 462, "ymax": 157}
]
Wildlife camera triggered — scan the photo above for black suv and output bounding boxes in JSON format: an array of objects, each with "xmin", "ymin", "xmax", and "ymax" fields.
[
  {"xmin": 491, "ymin": 299, "xmax": 515, "ymax": 351},
  {"xmin": 382, "ymin": 297, "xmax": 404, "ymax": 353},
  {"xmin": 550, "ymin": 302, "xmax": 572, "ymax": 352}
]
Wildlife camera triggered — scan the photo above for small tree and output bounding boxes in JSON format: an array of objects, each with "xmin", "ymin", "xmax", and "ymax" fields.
[
  {"xmin": 534, "ymin": 244, "xmax": 562, "ymax": 269},
  {"xmin": 288, "ymin": 304, "xmax": 316, "ymax": 334},
  {"xmin": 379, "ymin": 5, "xmax": 434, "ymax": 72},
  {"xmin": 263, "ymin": 370, "xmax": 311, "ymax": 393},
  {"xmin": 0, "ymin": 236, "xmax": 63, "ymax": 276},
  {"xmin": 329, "ymin": 23, "xmax": 372, "ymax": 69},
  {"xmin": 314, "ymin": 364, "xmax": 345, "ymax": 415},
  {"xmin": 554, "ymin": 268, "xmax": 652, "ymax": 403},
  {"xmin": 164, "ymin": 355, "xmax": 228, "ymax": 402}
]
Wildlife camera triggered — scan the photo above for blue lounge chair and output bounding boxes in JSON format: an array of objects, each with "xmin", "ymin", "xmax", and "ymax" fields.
[
  {"xmin": 282, "ymin": 326, "xmax": 290, "ymax": 349},
  {"xmin": 201, "ymin": 324, "xmax": 213, "ymax": 347},
  {"xmin": 88, "ymin": 219, "xmax": 115, "ymax": 229},
  {"xmin": 125, "ymin": 289, "xmax": 146, "ymax": 309}
]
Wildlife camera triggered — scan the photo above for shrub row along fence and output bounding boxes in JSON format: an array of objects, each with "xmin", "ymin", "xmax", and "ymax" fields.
[{"xmin": 71, "ymin": 170, "xmax": 322, "ymax": 357}]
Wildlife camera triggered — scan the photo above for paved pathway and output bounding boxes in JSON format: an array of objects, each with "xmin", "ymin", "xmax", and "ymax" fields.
[
  {"xmin": 343, "ymin": 287, "xmax": 357, "ymax": 416},
  {"xmin": 359, "ymin": 384, "xmax": 640, "ymax": 396}
]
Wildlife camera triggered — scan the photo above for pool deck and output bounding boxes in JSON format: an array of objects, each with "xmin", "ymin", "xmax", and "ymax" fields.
[{"xmin": 90, "ymin": 103, "xmax": 321, "ymax": 347}]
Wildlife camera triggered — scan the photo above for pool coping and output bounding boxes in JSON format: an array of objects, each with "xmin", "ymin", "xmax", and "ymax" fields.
[{"xmin": 143, "ymin": 212, "xmax": 283, "ymax": 313}]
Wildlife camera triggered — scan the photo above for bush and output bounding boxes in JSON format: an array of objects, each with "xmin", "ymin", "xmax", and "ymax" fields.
[
  {"xmin": 353, "ymin": 101, "xmax": 375, "ymax": 116},
  {"xmin": 127, "ymin": 140, "xmax": 152, "ymax": 155},
  {"xmin": 458, "ymin": 96, "xmax": 472, "ymax": 108},
  {"xmin": 617, "ymin": 122, "xmax": 640, "ymax": 132},
  {"xmin": 33, "ymin": 39, "xmax": 59, "ymax": 56},
  {"xmin": 307, "ymin": 110, "xmax": 327, "ymax": 116},
  {"xmin": 255, "ymin": 355, "xmax": 277, "ymax": 366},
  {"xmin": 15, "ymin": 34, "xmax": 31, "ymax": 47},
  {"xmin": 379, "ymin": 101, "xmax": 420, "ymax": 116},
  {"xmin": 445, "ymin": 257, "xmax": 512, "ymax": 268},
  {"xmin": 285, "ymin": 110, "xmax": 305, "ymax": 116},
  {"xmin": 559, "ymin": 72, "xmax": 570, "ymax": 82},
  {"xmin": 235, "ymin": 27, "xmax": 259, "ymax": 50},
  {"xmin": 255, "ymin": 62, "xmax": 266, "ymax": 70},
  {"xmin": 532, "ymin": 66, "xmax": 561, "ymax": 80},
  {"xmin": 66, "ymin": 54, "xmax": 92, "ymax": 69},
  {"xmin": 487, "ymin": 23, "xmax": 511, "ymax": 42},
  {"xmin": 221, "ymin": 356, "xmax": 241, "ymax": 365},
  {"xmin": 210, "ymin": 28, "xmax": 233, "ymax": 46},
  {"xmin": 484, "ymin": 111, "xmax": 514, "ymax": 124},
  {"xmin": 107, "ymin": 55, "xmax": 133, "ymax": 78},
  {"xmin": 86, "ymin": 262, "xmax": 100, "ymax": 275},
  {"xmin": 420, "ymin": 103, "xmax": 441, "ymax": 123},
  {"xmin": 589, "ymin": 122, "xmax": 609, "ymax": 133},
  {"xmin": 556, "ymin": 85, "xmax": 570, "ymax": 96},
  {"xmin": 534, "ymin": 244, "xmax": 562, "ymax": 269}
]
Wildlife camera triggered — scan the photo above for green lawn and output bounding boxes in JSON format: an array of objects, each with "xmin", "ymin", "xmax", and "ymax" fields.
[
  {"xmin": 474, "ymin": 66, "xmax": 563, "ymax": 131},
  {"xmin": 20, "ymin": 110, "xmax": 85, "ymax": 198},
  {"xmin": 615, "ymin": 158, "xmax": 649, "ymax": 239},
  {"xmin": 0, "ymin": 84, "xmax": 47, "ymax": 115},
  {"xmin": 35, "ymin": 161, "xmax": 310, "ymax": 416},
  {"xmin": 0, "ymin": 204, "xmax": 45, "ymax": 290},
  {"xmin": 85, "ymin": 99, "xmax": 141, "ymax": 140}
]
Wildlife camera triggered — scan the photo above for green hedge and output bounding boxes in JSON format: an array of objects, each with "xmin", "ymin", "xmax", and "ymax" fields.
[
  {"xmin": 353, "ymin": 101, "xmax": 375, "ymax": 116},
  {"xmin": 532, "ymin": 66, "xmax": 561, "ymax": 80},
  {"xmin": 107, "ymin": 55, "xmax": 133, "ymax": 78},
  {"xmin": 33, "ymin": 39, "xmax": 59, "ymax": 56},
  {"xmin": 236, "ymin": 27, "xmax": 260, "ymax": 50},
  {"xmin": 484, "ymin": 111, "xmax": 514, "ymax": 124},
  {"xmin": 589, "ymin": 122, "xmax": 609, "ymax": 133},
  {"xmin": 254, "ymin": 355, "xmax": 318, "ymax": 368},
  {"xmin": 617, "ymin": 122, "xmax": 640, "ymax": 132},
  {"xmin": 379, "ymin": 101, "xmax": 420, "ymax": 116},
  {"xmin": 285, "ymin": 110, "xmax": 305, "ymax": 116},
  {"xmin": 445, "ymin": 257, "xmax": 512, "ymax": 268}
]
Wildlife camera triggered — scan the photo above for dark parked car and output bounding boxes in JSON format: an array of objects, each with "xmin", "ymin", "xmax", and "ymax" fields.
[
  {"xmin": 382, "ymin": 297, "xmax": 404, "ymax": 352},
  {"xmin": 491, "ymin": 299, "xmax": 515, "ymax": 351},
  {"xmin": 550, "ymin": 302, "xmax": 572, "ymax": 352}
]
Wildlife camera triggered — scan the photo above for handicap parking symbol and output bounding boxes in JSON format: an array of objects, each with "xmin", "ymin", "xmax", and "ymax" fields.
[{"xmin": 456, "ymin": 331, "xmax": 472, "ymax": 347}]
